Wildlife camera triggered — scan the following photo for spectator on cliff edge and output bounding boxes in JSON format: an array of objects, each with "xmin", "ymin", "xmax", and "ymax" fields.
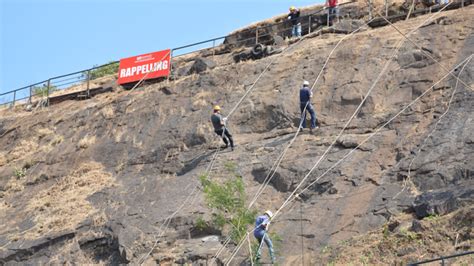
[
  {"xmin": 299, "ymin": 80, "xmax": 319, "ymax": 132},
  {"xmin": 326, "ymin": 0, "xmax": 339, "ymax": 25},
  {"xmin": 288, "ymin": 6, "xmax": 302, "ymax": 38},
  {"xmin": 211, "ymin": 105, "xmax": 234, "ymax": 151},
  {"xmin": 254, "ymin": 210, "xmax": 276, "ymax": 264}
]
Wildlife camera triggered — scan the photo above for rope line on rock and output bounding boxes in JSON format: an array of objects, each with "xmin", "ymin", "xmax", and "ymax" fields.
[
  {"xmin": 397, "ymin": 56, "xmax": 473, "ymax": 199},
  {"xmin": 224, "ymin": 3, "xmax": 465, "ymax": 263},
  {"xmin": 139, "ymin": 28, "xmax": 314, "ymax": 265},
  {"xmin": 247, "ymin": 233, "xmax": 254, "ymax": 266},
  {"xmin": 211, "ymin": 16, "xmax": 380, "ymax": 263},
  {"xmin": 272, "ymin": 0, "xmax": 460, "ymax": 223},
  {"xmin": 247, "ymin": 16, "xmax": 376, "ymax": 210},
  {"xmin": 138, "ymin": 183, "xmax": 199, "ymax": 264},
  {"xmin": 284, "ymin": 53, "xmax": 473, "ymax": 210},
  {"xmin": 226, "ymin": 52, "xmax": 473, "ymax": 266},
  {"xmin": 375, "ymin": 9, "xmax": 472, "ymax": 89}
]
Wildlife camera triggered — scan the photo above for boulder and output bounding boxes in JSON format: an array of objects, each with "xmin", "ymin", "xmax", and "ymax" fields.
[
  {"xmin": 188, "ymin": 58, "xmax": 216, "ymax": 75},
  {"xmin": 412, "ymin": 182, "xmax": 474, "ymax": 218}
]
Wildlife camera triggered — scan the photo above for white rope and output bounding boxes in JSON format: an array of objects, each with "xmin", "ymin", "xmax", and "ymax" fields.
[
  {"xmin": 247, "ymin": 17, "xmax": 375, "ymax": 209},
  {"xmin": 247, "ymin": 233, "xmax": 254, "ymax": 266},
  {"xmin": 138, "ymin": 183, "xmax": 199, "ymax": 264},
  {"xmin": 206, "ymin": 33, "xmax": 313, "ymax": 179},
  {"xmin": 227, "ymin": 53, "xmax": 473, "ymax": 266},
  {"xmin": 128, "ymin": 50, "xmax": 171, "ymax": 93},
  {"xmin": 271, "ymin": 0, "xmax": 458, "ymax": 220},
  {"xmin": 208, "ymin": 32, "xmax": 332, "ymax": 264},
  {"xmin": 225, "ymin": 3, "xmax": 464, "ymax": 263},
  {"xmin": 213, "ymin": 19, "xmax": 377, "ymax": 263},
  {"xmin": 140, "ymin": 27, "xmax": 312, "ymax": 265},
  {"xmin": 399, "ymin": 56, "xmax": 473, "ymax": 198},
  {"xmin": 375, "ymin": 10, "xmax": 472, "ymax": 89},
  {"xmin": 283, "ymin": 54, "xmax": 473, "ymax": 208}
]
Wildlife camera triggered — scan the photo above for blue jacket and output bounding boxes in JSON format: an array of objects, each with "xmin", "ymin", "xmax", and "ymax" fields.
[
  {"xmin": 300, "ymin": 86, "xmax": 312, "ymax": 103},
  {"xmin": 254, "ymin": 215, "xmax": 270, "ymax": 238}
]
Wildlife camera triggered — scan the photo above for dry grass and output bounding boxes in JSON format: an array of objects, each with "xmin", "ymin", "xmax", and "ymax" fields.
[
  {"xmin": 37, "ymin": 127, "xmax": 54, "ymax": 138},
  {"xmin": 101, "ymin": 104, "xmax": 115, "ymax": 119},
  {"xmin": 2, "ymin": 127, "xmax": 64, "ymax": 166},
  {"xmin": 4, "ymin": 177, "xmax": 25, "ymax": 193},
  {"xmin": 78, "ymin": 135, "xmax": 96, "ymax": 149},
  {"xmin": 0, "ymin": 152, "xmax": 6, "ymax": 167},
  {"xmin": 24, "ymin": 162, "xmax": 114, "ymax": 239},
  {"xmin": 318, "ymin": 207, "xmax": 473, "ymax": 265},
  {"xmin": 9, "ymin": 139, "xmax": 39, "ymax": 162}
]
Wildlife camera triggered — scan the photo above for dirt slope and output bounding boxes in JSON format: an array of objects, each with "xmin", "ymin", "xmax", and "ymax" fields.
[{"xmin": 0, "ymin": 5, "xmax": 473, "ymax": 265}]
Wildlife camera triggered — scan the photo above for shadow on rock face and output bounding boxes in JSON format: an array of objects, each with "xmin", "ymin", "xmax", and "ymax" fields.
[
  {"xmin": 79, "ymin": 235, "xmax": 129, "ymax": 264},
  {"xmin": 251, "ymin": 166, "xmax": 294, "ymax": 192}
]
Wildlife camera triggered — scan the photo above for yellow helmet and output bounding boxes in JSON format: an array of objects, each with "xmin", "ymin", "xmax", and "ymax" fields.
[
  {"xmin": 213, "ymin": 105, "xmax": 221, "ymax": 111},
  {"xmin": 290, "ymin": 6, "xmax": 296, "ymax": 11}
]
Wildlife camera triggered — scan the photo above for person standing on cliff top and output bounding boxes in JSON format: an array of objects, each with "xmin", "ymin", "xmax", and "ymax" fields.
[
  {"xmin": 211, "ymin": 105, "xmax": 234, "ymax": 151},
  {"xmin": 326, "ymin": 0, "xmax": 339, "ymax": 25},
  {"xmin": 288, "ymin": 6, "xmax": 302, "ymax": 38}
]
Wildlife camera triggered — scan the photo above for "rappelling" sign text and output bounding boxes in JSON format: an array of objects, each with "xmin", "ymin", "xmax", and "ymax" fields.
[{"xmin": 117, "ymin": 49, "xmax": 171, "ymax": 84}]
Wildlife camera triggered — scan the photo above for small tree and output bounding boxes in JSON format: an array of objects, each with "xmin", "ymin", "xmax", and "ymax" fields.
[
  {"xmin": 199, "ymin": 166, "xmax": 256, "ymax": 243},
  {"xmin": 32, "ymin": 84, "xmax": 58, "ymax": 97},
  {"xmin": 84, "ymin": 62, "xmax": 119, "ymax": 80}
]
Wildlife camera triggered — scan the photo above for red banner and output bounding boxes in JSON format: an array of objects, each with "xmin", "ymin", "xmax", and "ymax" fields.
[{"xmin": 117, "ymin": 49, "xmax": 171, "ymax": 84}]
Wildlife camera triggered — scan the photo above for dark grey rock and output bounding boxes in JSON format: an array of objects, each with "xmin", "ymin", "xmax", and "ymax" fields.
[
  {"xmin": 413, "ymin": 182, "xmax": 474, "ymax": 218},
  {"xmin": 188, "ymin": 58, "xmax": 216, "ymax": 75},
  {"xmin": 410, "ymin": 219, "xmax": 424, "ymax": 232}
]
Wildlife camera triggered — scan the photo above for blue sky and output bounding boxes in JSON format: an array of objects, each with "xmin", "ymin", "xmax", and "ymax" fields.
[{"xmin": 0, "ymin": 0, "xmax": 323, "ymax": 96}]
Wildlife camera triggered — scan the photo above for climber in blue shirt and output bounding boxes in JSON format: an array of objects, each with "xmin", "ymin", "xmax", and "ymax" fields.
[
  {"xmin": 299, "ymin": 80, "xmax": 319, "ymax": 131},
  {"xmin": 254, "ymin": 210, "xmax": 275, "ymax": 263}
]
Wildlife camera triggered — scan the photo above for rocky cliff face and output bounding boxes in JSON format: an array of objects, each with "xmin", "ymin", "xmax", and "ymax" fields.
[{"xmin": 0, "ymin": 4, "xmax": 473, "ymax": 265}]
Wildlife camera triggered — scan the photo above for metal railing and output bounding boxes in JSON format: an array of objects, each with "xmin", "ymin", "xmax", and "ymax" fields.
[
  {"xmin": 408, "ymin": 250, "xmax": 474, "ymax": 265},
  {"xmin": 0, "ymin": 61, "xmax": 119, "ymax": 108}
]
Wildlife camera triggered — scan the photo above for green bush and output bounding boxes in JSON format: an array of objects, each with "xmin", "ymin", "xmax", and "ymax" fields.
[
  {"xmin": 199, "ymin": 169, "xmax": 257, "ymax": 243},
  {"xmin": 32, "ymin": 84, "xmax": 58, "ymax": 97},
  {"xmin": 14, "ymin": 168, "xmax": 26, "ymax": 178},
  {"xmin": 84, "ymin": 62, "xmax": 119, "ymax": 80}
]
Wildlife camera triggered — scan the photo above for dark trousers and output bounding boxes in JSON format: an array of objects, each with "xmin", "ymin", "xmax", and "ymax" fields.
[
  {"xmin": 300, "ymin": 102, "xmax": 318, "ymax": 128},
  {"xmin": 214, "ymin": 128, "xmax": 234, "ymax": 148},
  {"xmin": 328, "ymin": 7, "xmax": 338, "ymax": 24}
]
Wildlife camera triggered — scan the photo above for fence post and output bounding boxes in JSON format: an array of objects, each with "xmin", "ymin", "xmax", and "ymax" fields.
[
  {"xmin": 86, "ymin": 69, "xmax": 91, "ymax": 98},
  {"xmin": 385, "ymin": 0, "xmax": 388, "ymax": 17},
  {"xmin": 212, "ymin": 40, "xmax": 216, "ymax": 58},
  {"xmin": 13, "ymin": 90, "xmax": 16, "ymax": 107},
  {"xmin": 29, "ymin": 85, "xmax": 33, "ymax": 104},
  {"xmin": 327, "ymin": 8, "xmax": 330, "ymax": 27},
  {"xmin": 256, "ymin": 26, "xmax": 259, "ymax": 44},
  {"xmin": 369, "ymin": 0, "xmax": 373, "ymax": 20},
  {"xmin": 168, "ymin": 49, "xmax": 173, "ymax": 84},
  {"xmin": 46, "ymin": 79, "xmax": 51, "ymax": 106},
  {"xmin": 308, "ymin": 15, "xmax": 312, "ymax": 34},
  {"xmin": 461, "ymin": 0, "xmax": 464, "ymax": 7}
]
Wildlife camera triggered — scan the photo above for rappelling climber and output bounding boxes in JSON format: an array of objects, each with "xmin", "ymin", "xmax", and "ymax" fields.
[
  {"xmin": 254, "ymin": 210, "xmax": 276, "ymax": 264},
  {"xmin": 288, "ymin": 6, "xmax": 302, "ymax": 38},
  {"xmin": 299, "ymin": 80, "xmax": 319, "ymax": 132},
  {"xmin": 211, "ymin": 105, "xmax": 235, "ymax": 151}
]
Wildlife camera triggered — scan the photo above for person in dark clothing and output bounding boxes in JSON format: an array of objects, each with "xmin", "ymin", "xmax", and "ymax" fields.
[
  {"xmin": 299, "ymin": 80, "xmax": 319, "ymax": 131},
  {"xmin": 211, "ymin": 105, "xmax": 234, "ymax": 150},
  {"xmin": 288, "ymin": 6, "xmax": 301, "ymax": 38}
]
